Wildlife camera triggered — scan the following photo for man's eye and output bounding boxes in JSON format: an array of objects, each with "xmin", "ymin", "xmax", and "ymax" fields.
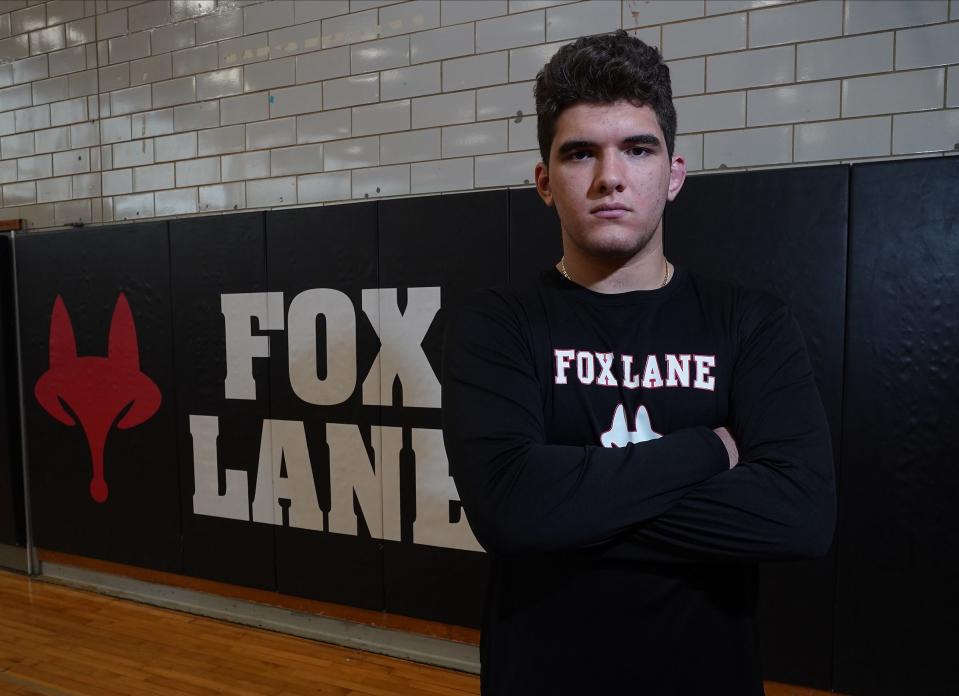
[
  {"xmin": 627, "ymin": 147, "xmax": 650, "ymax": 156},
  {"xmin": 569, "ymin": 151, "xmax": 590, "ymax": 160}
]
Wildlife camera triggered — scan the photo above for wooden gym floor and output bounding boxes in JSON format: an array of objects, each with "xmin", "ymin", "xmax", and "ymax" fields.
[{"xmin": 0, "ymin": 569, "xmax": 835, "ymax": 695}]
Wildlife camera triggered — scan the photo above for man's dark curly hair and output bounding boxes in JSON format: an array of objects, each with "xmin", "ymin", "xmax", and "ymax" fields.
[{"xmin": 534, "ymin": 30, "xmax": 676, "ymax": 166}]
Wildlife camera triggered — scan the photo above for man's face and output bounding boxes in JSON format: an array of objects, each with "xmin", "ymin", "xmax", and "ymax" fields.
[{"xmin": 535, "ymin": 100, "xmax": 686, "ymax": 262}]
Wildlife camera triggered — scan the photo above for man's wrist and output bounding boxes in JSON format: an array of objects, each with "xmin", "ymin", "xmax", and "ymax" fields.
[{"xmin": 701, "ymin": 427, "xmax": 734, "ymax": 473}]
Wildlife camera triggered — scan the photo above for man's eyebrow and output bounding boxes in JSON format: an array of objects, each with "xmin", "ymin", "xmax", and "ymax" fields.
[
  {"xmin": 556, "ymin": 134, "xmax": 662, "ymax": 156},
  {"xmin": 623, "ymin": 134, "xmax": 661, "ymax": 147},
  {"xmin": 556, "ymin": 139, "xmax": 595, "ymax": 156}
]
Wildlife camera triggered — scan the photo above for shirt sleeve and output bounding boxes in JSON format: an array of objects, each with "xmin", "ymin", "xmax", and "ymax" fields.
[
  {"xmin": 441, "ymin": 289, "xmax": 729, "ymax": 555},
  {"xmin": 592, "ymin": 299, "xmax": 837, "ymax": 563}
]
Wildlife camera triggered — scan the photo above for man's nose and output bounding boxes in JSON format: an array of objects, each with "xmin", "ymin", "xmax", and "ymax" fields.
[{"xmin": 594, "ymin": 155, "xmax": 626, "ymax": 194}]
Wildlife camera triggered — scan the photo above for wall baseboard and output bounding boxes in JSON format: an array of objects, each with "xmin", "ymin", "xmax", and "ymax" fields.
[
  {"xmin": 0, "ymin": 543, "xmax": 28, "ymax": 572},
  {"xmin": 40, "ymin": 560, "xmax": 481, "ymax": 675}
]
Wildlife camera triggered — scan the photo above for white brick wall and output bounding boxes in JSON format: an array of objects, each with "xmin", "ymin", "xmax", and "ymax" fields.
[{"xmin": 0, "ymin": 0, "xmax": 957, "ymax": 229}]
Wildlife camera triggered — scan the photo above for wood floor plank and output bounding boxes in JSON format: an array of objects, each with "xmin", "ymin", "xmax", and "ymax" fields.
[{"xmin": 0, "ymin": 569, "xmax": 843, "ymax": 695}]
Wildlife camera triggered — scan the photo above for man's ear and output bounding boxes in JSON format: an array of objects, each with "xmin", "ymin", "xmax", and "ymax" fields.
[
  {"xmin": 535, "ymin": 161, "xmax": 553, "ymax": 207},
  {"xmin": 666, "ymin": 154, "xmax": 687, "ymax": 202}
]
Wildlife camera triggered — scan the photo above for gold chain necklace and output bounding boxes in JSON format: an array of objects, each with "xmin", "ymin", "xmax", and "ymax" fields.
[{"xmin": 559, "ymin": 257, "xmax": 671, "ymax": 288}]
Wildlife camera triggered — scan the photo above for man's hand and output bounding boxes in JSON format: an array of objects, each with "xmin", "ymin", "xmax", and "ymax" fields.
[{"xmin": 713, "ymin": 427, "xmax": 739, "ymax": 469}]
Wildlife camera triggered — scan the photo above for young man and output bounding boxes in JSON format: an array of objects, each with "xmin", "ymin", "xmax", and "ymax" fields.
[{"xmin": 441, "ymin": 31, "xmax": 835, "ymax": 695}]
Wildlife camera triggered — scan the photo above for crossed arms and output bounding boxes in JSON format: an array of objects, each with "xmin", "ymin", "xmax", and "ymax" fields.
[{"xmin": 441, "ymin": 290, "xmax": 836, "ymax": 563}]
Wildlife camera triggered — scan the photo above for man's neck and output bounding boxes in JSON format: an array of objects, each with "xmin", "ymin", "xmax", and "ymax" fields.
[{"xmin": 558, "ymin": 245, "xmax": 670, "ymax": 294}]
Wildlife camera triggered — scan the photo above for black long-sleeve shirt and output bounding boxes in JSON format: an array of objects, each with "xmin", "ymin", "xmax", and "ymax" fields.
[{"xmin": 441, "ymin": 267, "xmax": 835, "ymax": 695}]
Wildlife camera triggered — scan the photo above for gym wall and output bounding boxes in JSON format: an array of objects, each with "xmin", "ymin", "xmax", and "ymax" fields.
[{"xmin": 0, "ymin": 0, "xmax": 958, "ymax": 229}]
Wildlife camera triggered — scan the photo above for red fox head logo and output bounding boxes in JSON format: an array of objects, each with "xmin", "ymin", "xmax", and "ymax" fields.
[{"xmin": 34, "ymin": 293, "xmax": 161, "ymax": 503}]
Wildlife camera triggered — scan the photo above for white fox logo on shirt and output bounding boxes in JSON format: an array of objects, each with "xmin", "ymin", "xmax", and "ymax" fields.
[{"xmin": 600, "ymin": 404, "xmax": 662, "ymax": 448}]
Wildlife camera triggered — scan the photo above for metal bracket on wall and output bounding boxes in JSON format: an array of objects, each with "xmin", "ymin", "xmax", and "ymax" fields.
[{"xmin": 9, "ymin": 231, "xmax": 37, "ymax": 576}]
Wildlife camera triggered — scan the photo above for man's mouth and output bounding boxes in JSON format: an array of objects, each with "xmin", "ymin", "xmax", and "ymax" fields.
[{"xmin": 591, "ymin": 204, "xmax": 631, "ymax": 219}]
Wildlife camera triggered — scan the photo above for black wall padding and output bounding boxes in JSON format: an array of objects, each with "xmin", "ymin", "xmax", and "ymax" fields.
[
  {"xmin": 508, "ymin": 187, "xmax": 562, "ymax": 280},
  {"xmin": 13, "ymin": 157, "xmax": 958, "ymax": 696},
  {"xmin": 377, "ymin": 191, "xmax": 506, "ymax": 626},
  {"xmin": 664, "ymin": 165, "xmax": 849, "ymax": 689},
  {"xmin": 0, "ymin": 234, "xmax": 24, "ymax": 548},
  {"xmin": 834, "ymin": 156, "xmax": 959, "ymax": 696},
  {"xmin": 170, "ymin": 213, "xmax": 276, "ymax": 590},
  {"xmin": 17, "ymin": 224, "xmax": 181, "ymax": 571},
  {"xmin": 266, "ymin": 203, "xmax": 385, "ymax": 610}
]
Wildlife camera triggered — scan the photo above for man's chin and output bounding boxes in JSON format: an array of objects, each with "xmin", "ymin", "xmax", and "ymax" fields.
[{"xmin": 577, "ymin": 233, "xmax": 657, "ymax": 260}]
